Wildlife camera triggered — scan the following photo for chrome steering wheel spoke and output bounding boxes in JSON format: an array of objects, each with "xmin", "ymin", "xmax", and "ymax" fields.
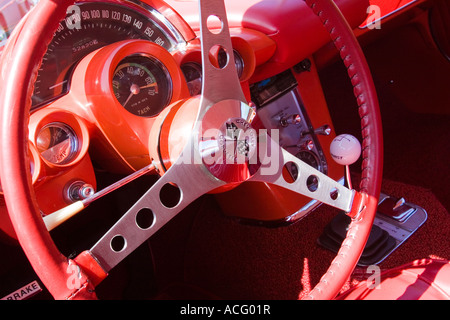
[
  {"xmin": 89, "ymin": 144, "xmax": 225, "ymax": 272},
  {"xmin": 89, "ymin": 0, "xmax": 244, "ymax": 274},
  {"xmin": 195, "ymin": 0, "xmax": 247, "ymax": 121},
  {"xmin": 250, "ymin": 133, "xmax": 355, "ymax": 213}
]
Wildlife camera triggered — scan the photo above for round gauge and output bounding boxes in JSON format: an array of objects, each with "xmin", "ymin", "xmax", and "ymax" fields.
[
  {"xmin": 36, "ymin": 123, "xmax": 79, "ymax": 165},
  {"xmin": 112, "ymin": 55, "xmax": 172, "ymax": 117},
  {"xmin": 297, "ymin": 150, "xmax": 321, "ymax": 171},
  {"xmin": 181, "ymin": 62, "xmax": 202, "ymax": 96},
  {"xmin": 218, "ymin": 48, "xmax": 244, "ymax": 79}
]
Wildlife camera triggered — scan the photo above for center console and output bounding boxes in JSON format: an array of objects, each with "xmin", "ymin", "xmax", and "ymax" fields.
[{"xmin": 251, "ymin": 69, "xmax": 328, "ymax": 184}]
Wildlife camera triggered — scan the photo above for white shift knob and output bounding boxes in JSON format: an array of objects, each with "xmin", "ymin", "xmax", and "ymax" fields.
[{"xmin": 330, "ymin": 134, "xmax": 361, "ymax": 165}]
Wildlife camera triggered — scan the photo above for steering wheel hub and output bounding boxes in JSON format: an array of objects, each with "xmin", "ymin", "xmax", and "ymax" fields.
[{"xmin": 198, "ymin": 99, "xmax": 260, "ymax": 183}]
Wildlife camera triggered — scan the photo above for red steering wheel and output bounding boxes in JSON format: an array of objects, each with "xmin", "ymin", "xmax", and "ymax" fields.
[{"xmin": 0, "ymin": 0, "xmax": 382, "ymax": 300}]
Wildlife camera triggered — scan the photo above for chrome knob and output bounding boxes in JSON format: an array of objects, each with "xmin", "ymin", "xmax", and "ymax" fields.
[
  {"xmin": 66, "ymin": 181, "xmax": 95, "ymax": 202},
  {"xmin": 314, "ymin": 124, "xmax": 331, "ymax": 136},
  {"xmin": 301, "ymin": 124, "xmax": 332, "ymax": 137},
  {"xmin": 301, "ymin": 140, "xmax": 314, "ymax": 151},
  {"xmin": 280, "ymin": 114, "xmax": 301, "ymax": 127}
]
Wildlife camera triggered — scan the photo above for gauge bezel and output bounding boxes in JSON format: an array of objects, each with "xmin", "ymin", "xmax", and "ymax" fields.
[
  {"xmin": 30, "ymin": 109, "xmax": 90, "ymax": 170},
  {"xmin": 36, "ymin": 122, "xmax": 80, "ymax": 165},
  {"xmin": 61, "ymin": 39, "xmax": 190, "ymax": 171}
]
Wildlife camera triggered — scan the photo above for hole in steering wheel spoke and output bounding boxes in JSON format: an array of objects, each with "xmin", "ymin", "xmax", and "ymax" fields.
[
  {"xmin": 159, "ymin": 183, "xmax": 182, "ymax": 208},
  {"xmin": 306, "ymin": 175, "xmax": 319, "ymax": 192},
  {"xmin": 282, "ymin": 161, "xmax": 299, "ymax": 184},
  {"xmin": 209, "ymin": 45, "xmax": 228, "ymax": 69},
  {"xmin": 330, "ymin": 187, "xmax": 339, "ymax": 200},
  {"xmin": 110, "ymin": 235, "xmax": 126, "ymax": 252},
  {"xmin": 135, "ymin": 208, "xmax": 155, "ymax": 230},
  {"xmin": 206, "ymin": 15, "xmax": 223, "ymax": 34}
]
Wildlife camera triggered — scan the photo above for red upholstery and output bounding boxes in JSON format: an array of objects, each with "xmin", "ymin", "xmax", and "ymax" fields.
[{"xmin": 338, "ymin": 259, "xmax": 450, "ymax": 300}]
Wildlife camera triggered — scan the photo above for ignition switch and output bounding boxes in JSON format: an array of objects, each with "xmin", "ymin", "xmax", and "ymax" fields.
[{"xmin": 65, "ymin": 181, "xmax": 94, "ymax": 202}]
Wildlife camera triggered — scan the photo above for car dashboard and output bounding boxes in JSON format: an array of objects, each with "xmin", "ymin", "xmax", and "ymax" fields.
[{"xmin": 1, "ymin": 0, "xmax": 447, "ymax": 302}]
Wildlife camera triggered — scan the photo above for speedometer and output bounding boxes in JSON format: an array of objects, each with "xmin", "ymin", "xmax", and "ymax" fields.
[{"xmin": 32, "ymin": 0, "xmax": 184, "ymax": 108}]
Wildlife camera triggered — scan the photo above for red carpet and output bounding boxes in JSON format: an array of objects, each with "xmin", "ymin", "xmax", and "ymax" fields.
[{"xmin": 145, "ymin": 177, "xmax": 449, "ymax": 299}]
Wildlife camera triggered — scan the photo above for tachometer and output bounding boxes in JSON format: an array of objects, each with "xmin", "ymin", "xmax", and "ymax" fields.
[
  {"xmin": 32, "ymin": 1, "xmax": 182, "ymax": 108},
  {"xmin": 112, "ymin": 55, "xmax": 172, "ymax": 117}
]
